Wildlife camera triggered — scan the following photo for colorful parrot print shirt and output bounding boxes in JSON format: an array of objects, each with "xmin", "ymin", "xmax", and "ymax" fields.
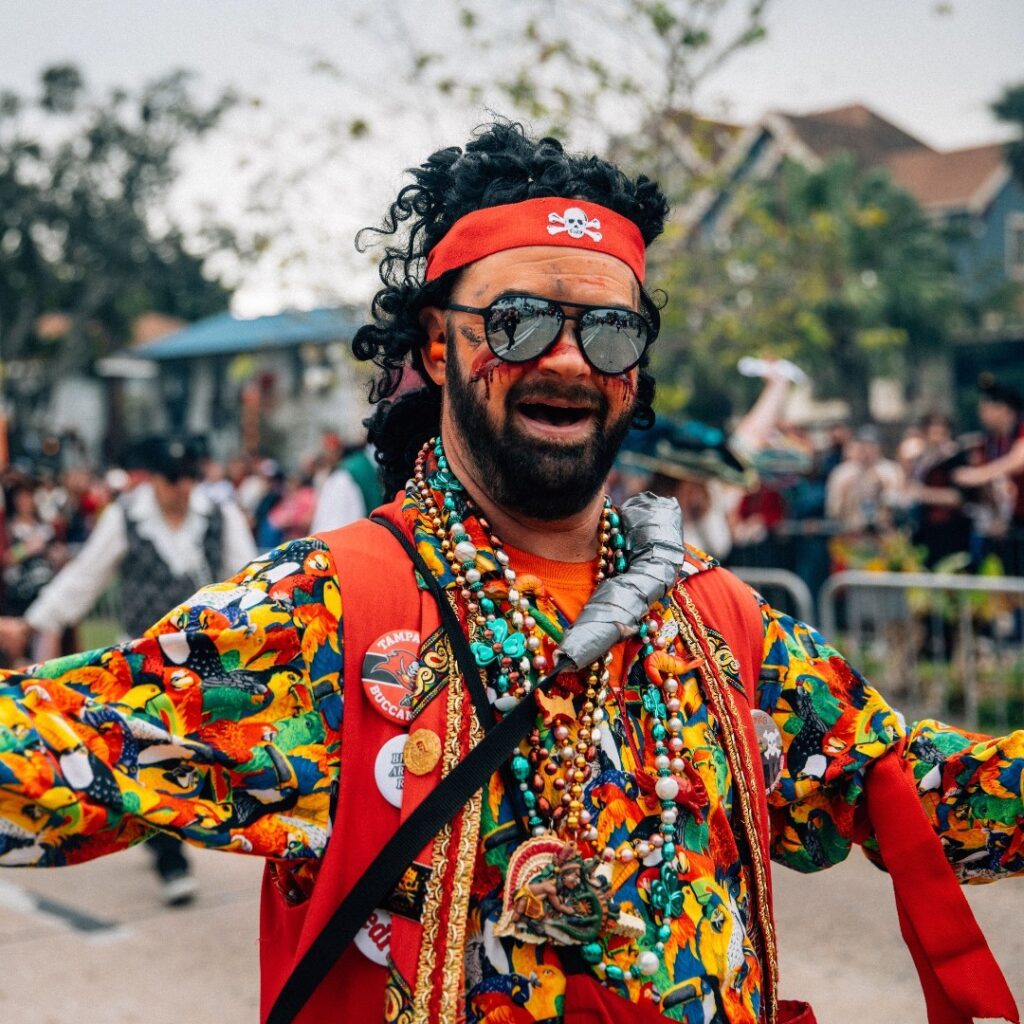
[{"xmin": 0, "ymin": 492, "xmax": 1021, "ymax": 1024}]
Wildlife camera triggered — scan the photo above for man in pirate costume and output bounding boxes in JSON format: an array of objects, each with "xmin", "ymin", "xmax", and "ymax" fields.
[{"xmin": 0, "ymin": 123, "xmax": 1021, "ymax": 1024}]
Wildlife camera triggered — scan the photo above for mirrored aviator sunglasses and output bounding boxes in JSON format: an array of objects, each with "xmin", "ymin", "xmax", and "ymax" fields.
[{"xmin": 445, "ymin": 294, "xmax": 654, "ymax": 375}]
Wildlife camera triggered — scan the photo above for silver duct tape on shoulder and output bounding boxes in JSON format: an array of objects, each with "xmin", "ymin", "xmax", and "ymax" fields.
[{"xmin": 555, "ymin": 492, "xmax": 685, "ymax": 671}]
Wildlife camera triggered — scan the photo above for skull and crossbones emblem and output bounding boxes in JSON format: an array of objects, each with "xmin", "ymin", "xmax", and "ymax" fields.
[{"xmin": 547, "ymin": 206, "xmax": 602, "ymax": 241}]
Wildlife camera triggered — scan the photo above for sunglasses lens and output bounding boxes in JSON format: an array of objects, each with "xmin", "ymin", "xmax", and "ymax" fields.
[
  {"xmin": 579, "ymin": 309, "xmax": 649, "ymax": 373},
  {"xmin": 485, "ymin": 297, "xmax": 562, "ymax": 362}
]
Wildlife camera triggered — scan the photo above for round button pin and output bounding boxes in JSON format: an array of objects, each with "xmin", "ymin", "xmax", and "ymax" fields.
[
  {"xmin": 751, "ymin": 708, "xmax": 784, "ymax": 793},
  {"xmin": 354, "ymin": 907, "xmax": 392, "ymax": 966},
  {"xmin": 403, "ymin": 728, "xmax": 442, "ymax": 776},
  {"xmin": 362, "ymin": 630, "xmax": 421, "ymax": 724},
  {"xmin": 374, "ymin": 734, "xmax": 407, "ymax": 808}
]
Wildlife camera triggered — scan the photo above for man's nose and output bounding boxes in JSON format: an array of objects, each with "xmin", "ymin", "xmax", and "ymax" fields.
[{"xmin": 536, "ymin": 318, "xmax": 590, "ymax": 377}]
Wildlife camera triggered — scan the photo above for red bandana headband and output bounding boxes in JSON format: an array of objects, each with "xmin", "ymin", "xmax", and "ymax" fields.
[{"xmin": 424, "ymin": 196, "xmax": 646, "ymax": 283}]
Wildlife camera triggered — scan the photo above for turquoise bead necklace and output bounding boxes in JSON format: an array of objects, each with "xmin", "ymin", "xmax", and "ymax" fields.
[{"xmin": 411, "ymin": 436, "xmax": 697, "ymax": 1001}]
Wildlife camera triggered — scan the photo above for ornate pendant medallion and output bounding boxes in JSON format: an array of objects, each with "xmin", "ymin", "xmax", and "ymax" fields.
[{"xmin": 494, "ymin": 834, "xmax": 645, "ymax": 946}]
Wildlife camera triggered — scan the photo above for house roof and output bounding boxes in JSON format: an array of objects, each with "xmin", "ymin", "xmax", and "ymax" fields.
[
  {"xmin": 130, "ymin": 307, "xmax": 361, "ymax": 361},
  {"xmin": 884, "ymin": 142, "xmax": 1009, "ymax": 213},
  {"xmin": 775, "ymin": 103, "xmax": 931, "ymax": 167}
]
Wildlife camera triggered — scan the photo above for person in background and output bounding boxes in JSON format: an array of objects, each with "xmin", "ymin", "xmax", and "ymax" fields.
[
  {"xmin": 266, "ymin": 454, "xmax": 318, "ymax": 543},
  {"xmin": 1, "ymin": 479, "xmax": 55, "ymax": 619},
  {"xmin": 195, "ymin": 453, "xmax": 237, "ymax": 506},
  {"xmin": 954, "ymin": 374, "xmax": 1024, "ymax": 576},
  {"xmin": 619, "ymin": 420, "xmax": 750, "ymax": 561},
  {"xmin": 32, "ymin": 469, "xmax": 66, "ymax": 533},
  {"xmin": 906, "ymin": 413, "xmax": 973, "ymax": 568},
  {"xmin": 818, "ymin": 421, "xmax": 851, "ymax": 481},
  {"xmin": 6, "ymin": 436, "xmax": 257, "ymax": 905},
  {"xmin": 58, "ymin": 465, "xmax": 107, "ymax": 548},
  {"xmin": 310, "ymin": 435, "xmax": 384, "ymax": 533},
  {"xmin": 824, "ymin": 424, "xmax": 904, "ymax": 534},
  {"xmin": 253, "ymin": 458, "xmax": 288, "ymax": 549}
]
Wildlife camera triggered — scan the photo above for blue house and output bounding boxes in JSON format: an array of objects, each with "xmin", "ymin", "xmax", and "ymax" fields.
[
  {"xmin": 683, "ymin": 103, "xmax": 1024, "ymax": 302},
  {"xmin": 678, "ymin": 104, "xmax": 1024, "ymax": 423},
  {"xmin": 886, "ymin": 142, "xmax": 1024, "ymax": 303}
]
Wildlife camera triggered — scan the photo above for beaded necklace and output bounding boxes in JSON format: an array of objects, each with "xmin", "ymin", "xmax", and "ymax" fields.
[{"xmin": 411, "ymin": 437, "xmax": 706, "ymax": 995}]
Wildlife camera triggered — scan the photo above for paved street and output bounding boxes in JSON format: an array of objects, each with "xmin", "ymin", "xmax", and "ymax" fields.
[{"xmin": 0, "ymin": 845, "xmax": 1019, "ymax": 1022}]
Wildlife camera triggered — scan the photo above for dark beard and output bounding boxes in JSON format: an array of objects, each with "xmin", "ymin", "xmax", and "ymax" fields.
[{"xmin": 446, "ymin": 352, "xmax": 636, "ymax": 520}]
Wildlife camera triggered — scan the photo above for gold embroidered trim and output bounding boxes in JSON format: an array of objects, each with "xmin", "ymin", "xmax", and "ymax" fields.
[
  {"xmin": 673, "ymin": 588, "xmax": 779, "ymax": 1024},
  {"xmin": 411, "ymin": 645, "xmax": 484, "ymax": 1023}
]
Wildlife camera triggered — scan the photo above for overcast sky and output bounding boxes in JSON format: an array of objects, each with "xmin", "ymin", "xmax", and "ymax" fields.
[{"xmin": 4, "ymin": 0, "xmax": 1023, "ymax": 313}]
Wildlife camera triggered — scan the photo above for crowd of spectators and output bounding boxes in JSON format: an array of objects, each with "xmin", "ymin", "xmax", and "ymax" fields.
[
  {"xmin": 0, "ymin": 431, "xmax": 382, "ymax": 659},
  {"xmin": 2, "ymin": 373, "xmax": 1021, "ymax": 648},
  {"xmin": 611, "ymin": 370, "xmax": 1024, "ymax": 606}
]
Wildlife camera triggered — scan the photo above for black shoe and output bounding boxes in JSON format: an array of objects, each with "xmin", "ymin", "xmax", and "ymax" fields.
[{"xmin": 159, "ymin": 868, "xmax": 198, "ymax": 907}]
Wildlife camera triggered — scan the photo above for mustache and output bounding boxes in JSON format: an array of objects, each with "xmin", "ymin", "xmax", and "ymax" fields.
[{"xmin": 505, "ymin": 380, "xmax": 608, "ymax": 415}]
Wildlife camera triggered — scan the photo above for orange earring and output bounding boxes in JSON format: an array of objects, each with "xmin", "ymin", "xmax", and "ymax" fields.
[{"xmin": 429, "ymin": 341, "xmax": 446, "ymax": 362}]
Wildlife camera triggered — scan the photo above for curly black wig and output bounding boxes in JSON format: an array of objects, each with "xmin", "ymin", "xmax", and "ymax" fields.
[{"xmin": 353, "ymin": 120, "xmax": 670, "ymax": 495}]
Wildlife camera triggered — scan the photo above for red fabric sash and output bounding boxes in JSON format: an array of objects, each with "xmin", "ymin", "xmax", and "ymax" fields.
[
  {"xmin": 684, "ymin": 568, "xmax": 776, "ymax": 915},
  {"xmin": 863, "ymin": 749, "xmax": 1019, "ymax": 1023}
]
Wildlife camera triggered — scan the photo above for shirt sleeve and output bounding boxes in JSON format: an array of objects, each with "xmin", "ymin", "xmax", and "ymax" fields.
[
  {"xmin": 0, "ymin": 537, "xmax": 344, "ymax": 870},
  {"xmin": 23, "ymin": 502, "xmax": 129, "ymax": 633},
  {"xmin": 757, "ymin": 597, "xmax": 1024, "ymax": 881}
]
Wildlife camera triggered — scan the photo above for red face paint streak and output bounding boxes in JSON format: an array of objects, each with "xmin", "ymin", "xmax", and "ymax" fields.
[
  {"xmin": 613, "ymin": 375, "xmax": 639, "ymax": 402},
  {"xmin": 467, "ymin": 350, "xmax": 519, "ymax": 398},
  {"xmin": 469, "ymin": 349, "xmax": 503, "ymax": 381}
]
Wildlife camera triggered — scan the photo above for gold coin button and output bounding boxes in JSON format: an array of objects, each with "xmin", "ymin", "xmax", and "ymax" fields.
[{"xmin": 403, "ymin": 728, "xmax": 442, "ymax": 775}]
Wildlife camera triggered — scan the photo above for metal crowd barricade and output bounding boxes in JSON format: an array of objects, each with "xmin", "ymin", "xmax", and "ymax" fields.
[
  {"xmin": 730, "ymin": 567, "xmax": 816, "ymax": 624},
  {"xmin": 819, "ymin": 570, "xmax": 1024, "ymax": 730}
]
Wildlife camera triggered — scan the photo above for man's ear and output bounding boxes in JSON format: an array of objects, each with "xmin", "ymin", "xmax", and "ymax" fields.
[{"xmin": 418, "ymin": 307, "xmax": 447, "ymax": 386}]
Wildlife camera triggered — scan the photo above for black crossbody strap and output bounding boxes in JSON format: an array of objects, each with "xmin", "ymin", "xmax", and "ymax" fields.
[{"xmin": 266, "ymin": 517, "xmax": 554, "ymax": 1024}]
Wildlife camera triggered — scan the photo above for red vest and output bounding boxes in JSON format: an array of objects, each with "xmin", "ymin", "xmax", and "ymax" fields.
[
  {"xmin": 259, "ymin": 504, "xmax": 776, "ymax": 1022},
  {"xmin": 259, "ymin": 504, "xmax": 1017, "ymax": 1024}
]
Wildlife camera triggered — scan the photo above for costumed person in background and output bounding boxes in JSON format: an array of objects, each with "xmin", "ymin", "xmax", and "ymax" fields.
[
  {"xmin": 617, "ymin": 420, "xmax": 753, "ymax": 562},
  {"xmin": 685, "ymin": 357, "xmax": 823, "ymax": 592},
  {"xmin": 726, "ymin": 358, "xmax": 815, "ymax": 572},
  {"xmin": 954, "ymin": 373, "xmax": 1024, "ymax": 576},
  {"xmin": 0, "ymin": 124, "xmax": 1021, "ymax": 1024},
  {"xmin": 4, "ymin": 436, "xmax": 256, "ymax": 905}
]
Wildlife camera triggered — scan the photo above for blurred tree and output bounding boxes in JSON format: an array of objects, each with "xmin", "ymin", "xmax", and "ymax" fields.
[
  {"xmin": 390, "ymin": 0, "xmax": 771, "ymax": 181},
  {"xmin": 992, "ymin": 81, "xmax": 1024, "ymax": 187},
  {"xmin": 655, "ymin": 156, "xmax": 958, "ymax": 423},
  {"xmin": 0, "ymin": 64, "xmax": 239, "ymax": 381},
  {"xmin": 305, "ymin": 0, "xmax": 771, "ymax": 158},
  {"xmin": 238, "ymin": 0, "xmax": 774, "ymax": 295}
]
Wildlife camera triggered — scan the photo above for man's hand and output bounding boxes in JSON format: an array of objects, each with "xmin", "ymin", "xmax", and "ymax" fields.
[{"xmin": 0, "ymin": 617, "xmax": 32, "ymax": 661}]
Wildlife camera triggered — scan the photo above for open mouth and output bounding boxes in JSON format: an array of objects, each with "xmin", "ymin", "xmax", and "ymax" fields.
[{"xmin": 517, "ymin": 401, "xmax": 594, "ymax": 428}]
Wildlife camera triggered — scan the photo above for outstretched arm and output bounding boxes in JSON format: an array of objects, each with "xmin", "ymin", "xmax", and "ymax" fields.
[
  {"xmin": 954, "ymin": 436, "xmax": 1024, "ymax": 487},
  {"xmin": 0, "ymin": 539, "xmax": 343, "ymax": 871},
  {"xmin": 756, "ymin": 599, "xmax": 1024, "ymax": 880}
]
